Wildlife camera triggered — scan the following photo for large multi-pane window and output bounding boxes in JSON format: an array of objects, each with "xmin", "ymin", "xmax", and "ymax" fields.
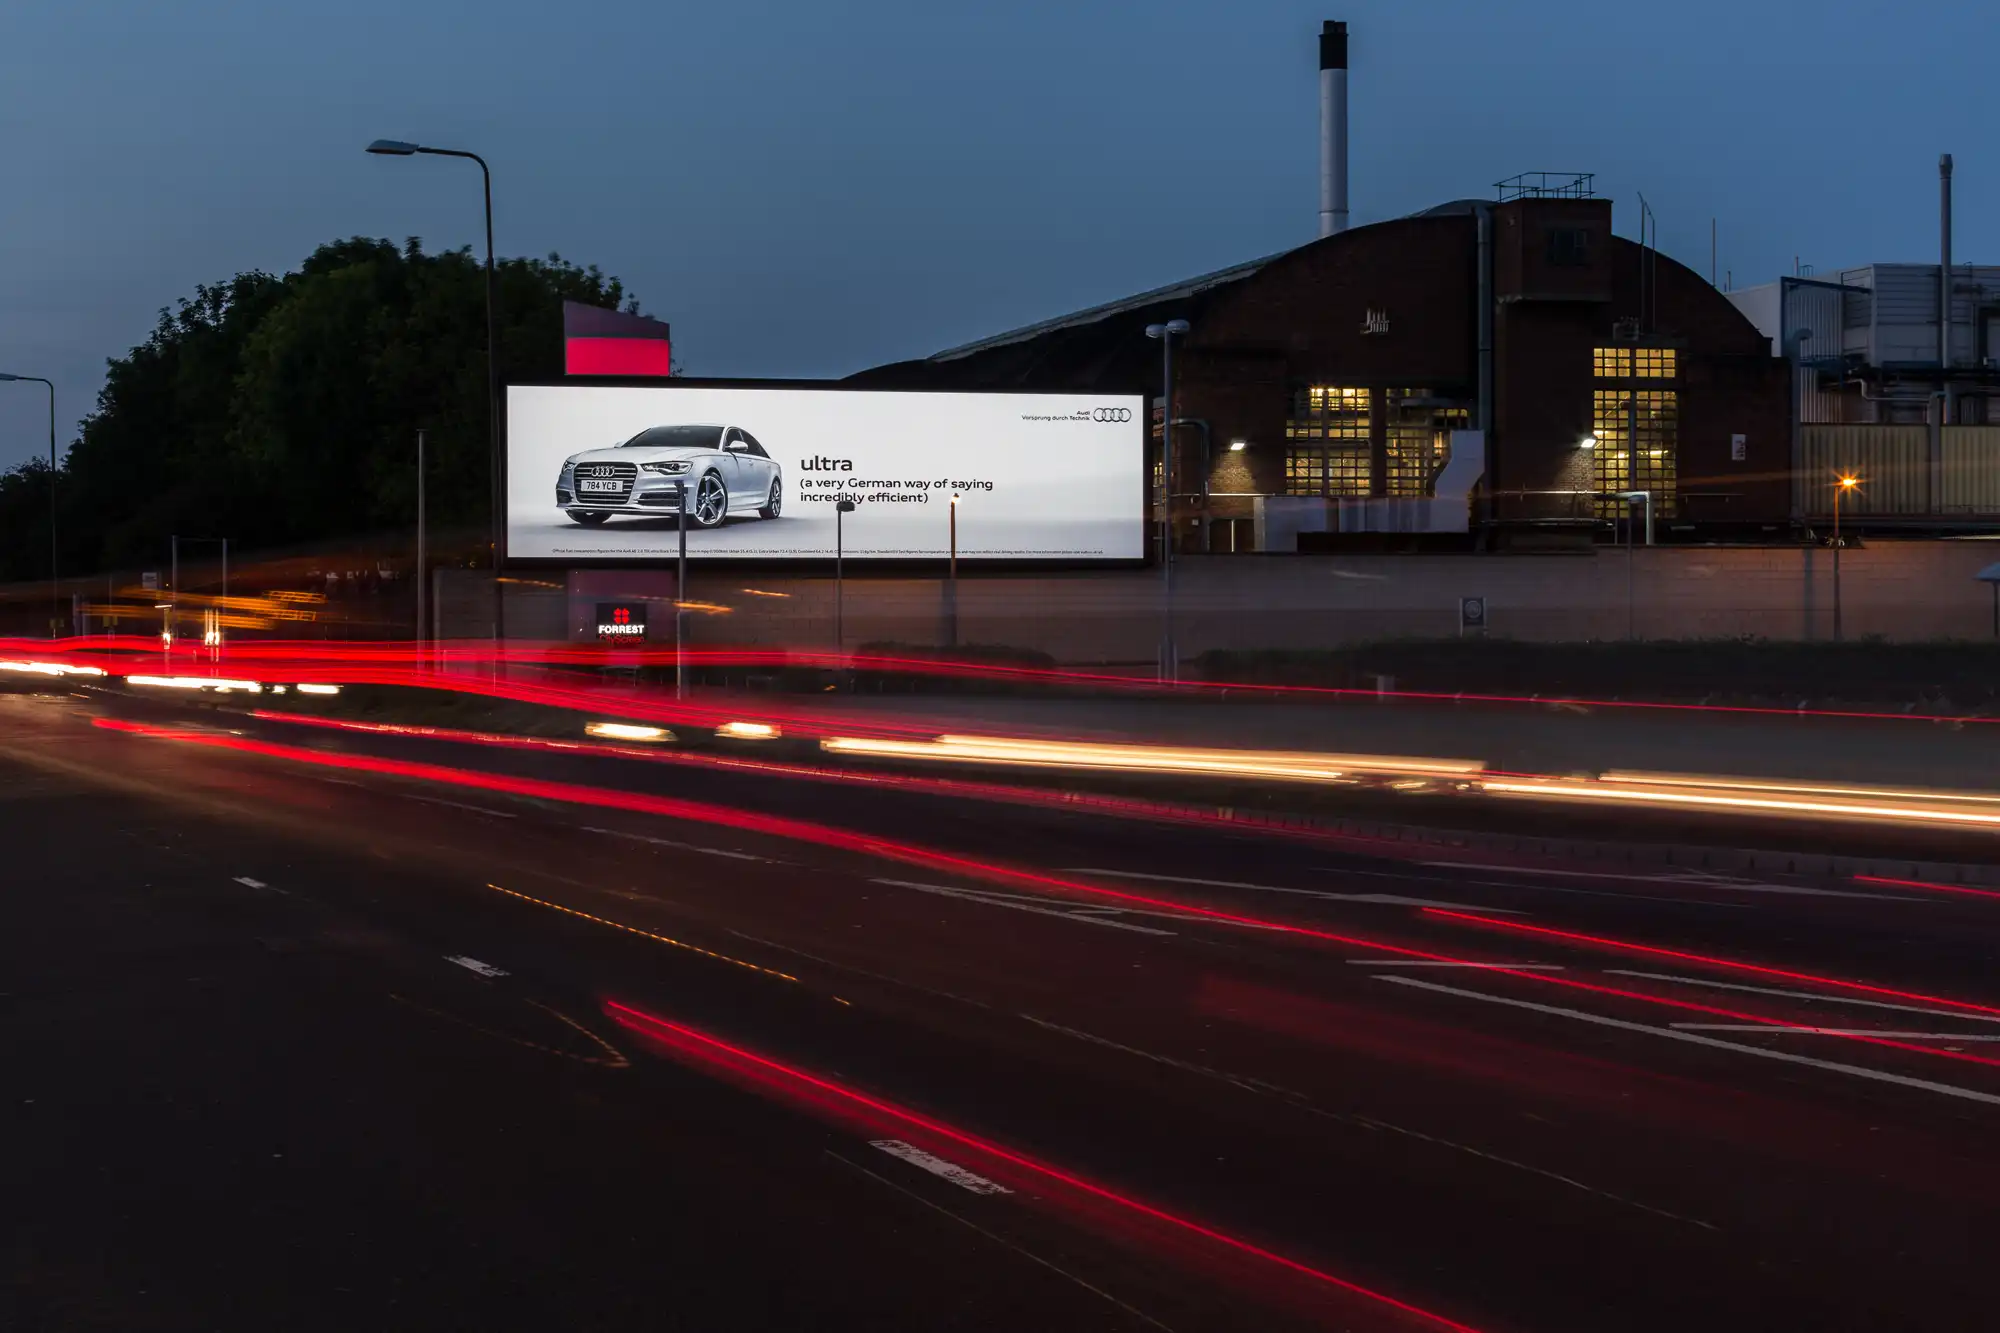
[
  {"xmin": 1591, "ymin": 347, "xmax": 1679, "ymax": 518},
  {"xmin": 1383, "ymin": 389, "xmax": 1470, "ymax": 497},
  {"xmin": 1284, "ymin": 386, "xmax": 1371, "ymax": 496}
]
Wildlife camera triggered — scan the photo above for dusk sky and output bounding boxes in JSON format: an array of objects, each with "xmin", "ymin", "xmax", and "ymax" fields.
[{"xmin": 1, "ymin": 0, "xmax": 1991, "ymax": 471}]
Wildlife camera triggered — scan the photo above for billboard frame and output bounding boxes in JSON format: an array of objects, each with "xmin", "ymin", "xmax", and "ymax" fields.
[{"xmin": 503, "ymin": 375, "xmax": 1151, "ymax": 572}]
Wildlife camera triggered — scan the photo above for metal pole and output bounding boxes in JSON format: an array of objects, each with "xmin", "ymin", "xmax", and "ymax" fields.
[
  {"xmin": 947, "ymin": 496, "xmax": 958, "ymax": 649},
  {"xmin": 473, "ymin": 154, "xmax": 506, "ymax": 670},
  {"xmin": 220, "ymin": 539, "xmax": 228, "ymax": 660},
  {"xmin": 1160, "ymin": 332, "xmax": 1176, "ymax": 682},
  {"xmin": 676, "ymin": 480, "xmax": 688, "ymax": 700},
  {"xmin": 416, "ymin": 428, "xmax": 427, "ymax": 668},
  {"xmin": 835, "ymin": 503, "xmax": 845, "ymax": 652},
  {"xmin": 170, "ymin": 535, "xmax": 178, "ymax": 658},
  {"xmin": 1833, "ymin": 487, "xmax": 1844, "ymax": 643},
  {"xmin": 1626, "ymin": 498, "xmax": 1635, "ymax": 640},
  {"xmin": 45, "ymin": 380, "xmax": 56, "ymax": 637}
]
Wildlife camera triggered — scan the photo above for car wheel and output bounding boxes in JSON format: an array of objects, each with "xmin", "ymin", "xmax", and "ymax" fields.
[
  {"xmin": 758, "ymin": 477, "xmax": 782, "ymax": 520},
  {"xmin": 692, "ymin": 471, "xmax": 729, "ymax": 529},
  {"xmin": 567, "ymin": 510, "xmax": 610, "ymax": 526}
]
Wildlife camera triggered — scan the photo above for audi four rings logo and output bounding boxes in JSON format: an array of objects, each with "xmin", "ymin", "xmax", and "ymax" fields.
[{"xmin": 1093, "ymin": 408, "xmax": 1132, "ymax": 422}]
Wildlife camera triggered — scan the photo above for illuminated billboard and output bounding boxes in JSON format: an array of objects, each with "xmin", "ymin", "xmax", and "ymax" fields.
[{"xmin": 506, "ymin": 383, "xmax": 1145, "ymax": 561}]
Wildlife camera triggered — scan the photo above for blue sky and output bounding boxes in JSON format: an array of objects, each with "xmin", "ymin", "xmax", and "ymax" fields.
[{"xmin": 1, "ymin": 0, "xmax": 1992, "ymax": 471}]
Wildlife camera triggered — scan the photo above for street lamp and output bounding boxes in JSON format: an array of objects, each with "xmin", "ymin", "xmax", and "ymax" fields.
[
  {"xmin": 367, "ymin": 137, "xmax": 505, "ymax": 654},
  {"xmin": 1144, "ymin": 318, "xmax": 1190, "ymax": 682},
  {"xmin": 835, "ymin": 498, "xmax": 856, "ymax": 652},
  {"xmin": 1833, "ymin": 473, "xmax": 1860, "ymax": 642},
  {"xmin": 945, "ymin": 492, "xmax": 960, "ymax": 649},
  {"xmin": 0, "ymin": 373, "xmax": 58, "ymax": 636}
]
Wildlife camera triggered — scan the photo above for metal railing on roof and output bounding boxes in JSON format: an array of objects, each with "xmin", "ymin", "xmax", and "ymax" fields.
[{"xmin": 1494, "ymin": 172, "xmax": 1596, "ymax": 202}]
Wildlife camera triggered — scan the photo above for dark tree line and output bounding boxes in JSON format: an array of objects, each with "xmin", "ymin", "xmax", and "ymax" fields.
[{"xmin": 0, "ymin": 238, "xmax": 640, "ymax": 581}]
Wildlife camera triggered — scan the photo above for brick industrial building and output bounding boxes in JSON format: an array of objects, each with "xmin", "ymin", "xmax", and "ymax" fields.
[
  {"xmin": 853, "ymin": 19, "xmax": 1797, "ymax": 552},
  {"xmin": 855, "ymin": 179, "xmax": 1791, "ymax": 553}
]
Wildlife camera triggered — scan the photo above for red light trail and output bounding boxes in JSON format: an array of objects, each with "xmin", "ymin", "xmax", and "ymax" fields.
[
  {"xmin": 88, "ymin": 715, "xmax": 2000, "ymax": 1076},
  {"xmin": 601, "ymin": 999, "xmax": 1488, "ymax": 1333},
  {"xmin": 1422, "ymin": 908, "xmax": 2000, "ymax": 1020}
]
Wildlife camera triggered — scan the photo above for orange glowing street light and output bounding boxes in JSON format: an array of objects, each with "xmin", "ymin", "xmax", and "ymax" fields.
[{"xmin": 1833, "ymin": 473, "xmax": 1862, "ymax": 641}]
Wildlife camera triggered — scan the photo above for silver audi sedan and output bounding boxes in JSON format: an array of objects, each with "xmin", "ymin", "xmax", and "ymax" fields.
[{"xmin": 556, "ymin": 424, "xmax": 784, "ymax": 528}]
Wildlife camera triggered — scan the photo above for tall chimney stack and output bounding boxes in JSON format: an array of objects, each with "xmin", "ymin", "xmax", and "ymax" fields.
[
  {"xmin": 1936, "ymin": 156, "xmax": 1952, "ymax": 374},
  {"xmin": 1319, "ymin": 21, "xmax": 1348, "ymax": 239}
]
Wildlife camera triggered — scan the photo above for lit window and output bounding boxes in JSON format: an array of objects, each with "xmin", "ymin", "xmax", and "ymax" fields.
[
  {"xmin": 1284, "ymin": 386, "xmax": 1371, "ymax": 496},
  {"xmin": 1593, "ymin": 348, "xmax": 1630, "ymax": 379},
  {"xmin": 1633, "ymin": 348, "xmax": 1678, "ymax": 379},
  {"xmin": 1592, "ymin": 389, "xmax": 1679, "ymax": 518}
]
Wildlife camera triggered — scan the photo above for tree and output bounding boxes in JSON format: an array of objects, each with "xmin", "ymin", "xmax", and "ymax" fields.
[{"xmin": 0, "ymin": 238, "xmax": 640, "ymax": 581}]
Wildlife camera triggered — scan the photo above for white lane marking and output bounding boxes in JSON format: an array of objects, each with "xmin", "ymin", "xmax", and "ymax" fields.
[
  {"xmin": 1604, "ymin": 969, "xmax": 2000, "ymax": 1025},
  {"xmin": 580, "ymin": 825, "xmax": 774, "ymax": 863},
  {"xmin": 1346, "ymin": 959, "xmax": 1563, "ymax": 970},
  {"xmin": 1377, "ymin": 976, "xmax": 2000, "ymax": 1108},
  {"xmin": 870, "ymin": 1139, "xmax": 1012, "ymax": 1195},
  {"xmin": 405, "ymin": 793, "xmax": 518, "ymax": 819},
  {"xmin": 1019, "ymin": 1014, "xmax": 1296, "ymax": 1095},
  {"xmin": 445, "ymin": 955, "xmax": 509, "ymax": 978},
  {"xmin": 1670, "ymin": 1025, "xmax": 2000, "ymax": 1040},
  {"xmin": 1062, "ymin": 867, "xmax": 1522, "ymax": 912},
  {"xmin": 826, "ymin": 1154, "xmax": 1173, "ymax": 1331},
  {"xmin": 312, "ymin": 776, "xmax": 367, "ymax": 788},
  {"xmin": 1023, "ymin": 1015, "xmax": 1715, "ymax": 1229},
  {"xmin": 1416, "ymin": 862, "xmax": 1898, "ymax": 900},
  {"xmin": 233, "ymin": 876, "xmax": 268, "ymax": 889},
  {"xmin": 870, "ymin": 880, "xmax": 1176, "ymax": 935}
]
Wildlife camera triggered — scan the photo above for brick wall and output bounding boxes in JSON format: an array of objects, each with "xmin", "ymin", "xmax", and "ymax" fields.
[{"xmin": 469, "ymin": 544, "xmax": 1998, "ymax": 659}]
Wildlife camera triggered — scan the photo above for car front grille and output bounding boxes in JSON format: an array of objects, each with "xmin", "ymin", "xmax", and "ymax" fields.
[{"xmin": 570, "ymin": 461, "xmax": 637, "ymax": 504}]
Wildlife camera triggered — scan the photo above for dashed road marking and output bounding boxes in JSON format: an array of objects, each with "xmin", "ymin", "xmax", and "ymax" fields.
[
  {"xmin": 406, "ymin": 794, "xmax": 517, "ymax": 819},
  {"xmin": 1379, "ymin": 975, "xmax": 2000, "ymax": 1108},
  {"xmin": 870, "ymin": 1139, "xmax": 1012, "ymax": 1195},
  {"xmin": 580, "ymin": 825, "xmax": 776, "ymax": 863},
  {"xmin": 445, "ymin": 955, "xmax": 509, "ymax": 979},
  {"xmin": 1064, "ymin": 867, "xmax": 1521, "ymax": 912},
  {"xmin": 1671, "ymin": 1025, "xmax": 2000, "ymax": 1040},
  {"xmin": 1605, "ymin": 969, "xmax": 2000, "ymax": 1025},
  {"xmin": 1347, "ymin": 959, "xmax": 1562, "ymax": 969},
  {"xmin": 870, "ymin": 879, "xmax": 1176, "ymax": 935}
]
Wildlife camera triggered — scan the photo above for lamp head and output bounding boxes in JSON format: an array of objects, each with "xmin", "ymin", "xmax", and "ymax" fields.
[{"xmin": 366, "ymin": 139, "xmax": 421, "ymax": 156}]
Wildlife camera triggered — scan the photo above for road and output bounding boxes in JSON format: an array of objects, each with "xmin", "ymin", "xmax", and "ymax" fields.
[{"xmin": 4, "ymin": 686, "xmax": 1998, "ymax": 1331}]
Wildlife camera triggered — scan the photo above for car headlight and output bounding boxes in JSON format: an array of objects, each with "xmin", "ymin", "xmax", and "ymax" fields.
[{"xmin": 641, "ymin": 461, "xmax": 691, "ymax": 475}]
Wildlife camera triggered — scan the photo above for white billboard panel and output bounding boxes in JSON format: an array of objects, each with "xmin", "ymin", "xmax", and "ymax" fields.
[{"xmin": 507, "ymin": 384, "xmax": 1145, "ymax": 561}]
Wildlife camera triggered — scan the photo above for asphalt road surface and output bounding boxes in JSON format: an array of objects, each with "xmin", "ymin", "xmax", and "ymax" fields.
[{"xmin": 4, "ymin": 687, "xmax": 1998, "ymax": 1332}]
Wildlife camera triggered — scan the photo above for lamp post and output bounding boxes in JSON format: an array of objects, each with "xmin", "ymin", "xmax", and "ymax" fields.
[
  {"xmin": 835, "ymin": 498, "xmax": 856, "ymax": 652},
  {"xmin": 676, "ymin": 479, "xmax": 689, "ymax": 699},
  {"xmin": 367, "ymin": 138, "xmax": 505, "ymax": 656},
  {"xmin": 1833, "ymin": 474, "xmax": 1859, "ymax": 642},
  {"xmin": 1144, "ymin": 319, "xmax": 1190, "ymax": 682},
  {"xmin": 945, "ymin": 493, "xmax": 959, "ymax": 650},
  {"xmin": 415, "ymin": 428, "xmax": 428, "ymax": 669},
  {"xmin": 0, "ymin": 373, "xmax": 58, "ymax": 636}
]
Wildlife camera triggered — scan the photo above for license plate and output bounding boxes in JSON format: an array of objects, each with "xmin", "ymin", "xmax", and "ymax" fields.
[{"xmin": 578, "ymin": 478, "xmax": 623, "ymax": 493}]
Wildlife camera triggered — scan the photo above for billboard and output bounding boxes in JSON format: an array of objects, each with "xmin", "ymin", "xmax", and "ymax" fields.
[{"xmin": 507, "ymin": 383, "xmax": 1145, "ymax": 561}]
